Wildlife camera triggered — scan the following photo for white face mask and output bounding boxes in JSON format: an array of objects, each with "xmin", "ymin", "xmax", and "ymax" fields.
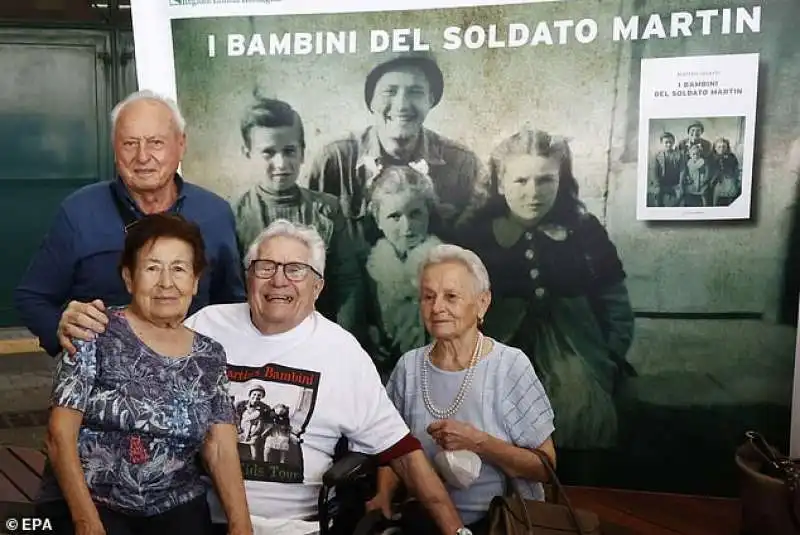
[{"xmin": 433, "ymin": 449, "xmax": 482, "ymax": 490}]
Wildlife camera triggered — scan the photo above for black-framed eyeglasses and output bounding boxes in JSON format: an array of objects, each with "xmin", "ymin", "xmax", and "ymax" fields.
[{"xmin": 249, "ymin": 259, "xmax": 321, "ymax": 281}]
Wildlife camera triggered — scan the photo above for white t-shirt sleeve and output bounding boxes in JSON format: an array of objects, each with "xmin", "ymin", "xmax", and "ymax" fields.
[
  {"xmin": 342, "ymin": 346, "xmax": 409, "ymax": 455},
  {"xmin": 183, "ymin": 306, "xmax": 215, "ymax": 336}
]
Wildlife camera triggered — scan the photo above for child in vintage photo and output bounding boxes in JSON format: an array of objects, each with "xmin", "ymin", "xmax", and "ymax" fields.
[
  {"xmin": 653, "ymin": 132, "xmax": 684, "ymax": 207},
  {"xmin": 681, "ymin": 142, "xmax": 712, "ymax": 207},
  {"xmin": 232, "ymin": 96, "xmax": 363, "ymax": 336},
  {"xmin": 235, "ymin": 386, "xmax": 271, "ymax": 461},
  {"xmin": 710, "ymin": 137, "xmax": 741, "ymax": 206},
  {"xmin": 364, "ymin": 165, "xmax": 442, "ymax": 378},
  {"xmin": 458, "ymin": 128, "xmax": 636, "ymax": 484},
  {"xmin": 263, "ymin": 404, "xmax": 293, "ymax": 464}
]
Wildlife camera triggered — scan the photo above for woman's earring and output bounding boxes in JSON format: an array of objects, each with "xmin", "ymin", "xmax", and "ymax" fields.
[{"xmin": 478, "ymin": 316, "xmax": 484, "ymax": 327}]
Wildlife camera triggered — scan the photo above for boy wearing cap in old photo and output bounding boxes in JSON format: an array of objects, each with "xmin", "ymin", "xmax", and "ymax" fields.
[
  {"xmin": 303, "ymin": 51, "xmax": 489, "ymax": 252},
  {"xmin": 233, "ymin": 96, "xmax": 364, "ymax": 336},
  {"xmin": 236, "ymin": 385, "xmax": 271, "ymax": 461}
]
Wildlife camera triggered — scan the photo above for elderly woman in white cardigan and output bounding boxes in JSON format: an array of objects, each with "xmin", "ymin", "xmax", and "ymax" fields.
[{"xmin": 367, "ymin": 243, "xmax": 556, "ymax": 535}]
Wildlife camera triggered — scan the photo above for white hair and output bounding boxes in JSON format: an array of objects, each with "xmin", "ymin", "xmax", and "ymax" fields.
[
  {"xmin": 418, "ymin": 243, "xmax": 491, "ymax": 294},
  {"xmin": 110, "ymin": 89, "xmax": 186, "ymax": 139},
  {"xmin": 243, "ymin": 219, "xmax": 326, "ymax": 276}
]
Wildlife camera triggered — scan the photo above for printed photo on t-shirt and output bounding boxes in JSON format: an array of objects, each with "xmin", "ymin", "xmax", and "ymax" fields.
[{"xmin": 227, "ymin": 363, "xmax": 320, "ymax": 484}]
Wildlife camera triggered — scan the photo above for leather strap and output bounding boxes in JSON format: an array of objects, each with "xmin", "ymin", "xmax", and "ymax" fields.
[
  {"xmin": 501, "ymin": 449, "xmax": 588, "ymax": 535},
  {"xmin": 531, "ymin": 448, "xmax": 587, "ymax": 535}
]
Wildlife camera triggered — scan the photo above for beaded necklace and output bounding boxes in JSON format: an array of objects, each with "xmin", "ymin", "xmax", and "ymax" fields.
[{"xmin": 421, "ymin": 332, "xmax": 484, "ymax": 419}]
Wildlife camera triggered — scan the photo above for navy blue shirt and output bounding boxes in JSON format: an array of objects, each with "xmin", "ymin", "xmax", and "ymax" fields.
[{"xmin": 14, "ymin": 176, "xmax": 246, "ymax": 356}]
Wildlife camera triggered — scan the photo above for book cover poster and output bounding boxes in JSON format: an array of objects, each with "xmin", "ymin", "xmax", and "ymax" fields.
[{"xmin": 637, "ymin": 53, "xmax": 759, "ymax": 221}]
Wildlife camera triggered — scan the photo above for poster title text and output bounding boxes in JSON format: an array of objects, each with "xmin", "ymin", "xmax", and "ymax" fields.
[{"xmin": 208, "ymin": 6, "xmax": 761, "ymax": 57}]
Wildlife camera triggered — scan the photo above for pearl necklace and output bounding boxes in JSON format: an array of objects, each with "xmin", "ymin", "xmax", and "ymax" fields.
[{"xmin": 421, "ymin": 332, "xmax": 483, "ymax": 419}]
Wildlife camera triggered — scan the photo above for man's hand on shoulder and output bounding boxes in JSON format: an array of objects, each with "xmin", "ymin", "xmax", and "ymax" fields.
[{"xmin": 58, "ymin": 299, "xmax": 108, "ymax": 356}]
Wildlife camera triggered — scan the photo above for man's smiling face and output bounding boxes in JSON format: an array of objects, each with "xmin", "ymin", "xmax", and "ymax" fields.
[
  {"xmin": 247, "ymin": 235, "xmax": 323, "ymax": 335},
  {"xmin": 370, "ymin": 65, "xmax": 433, "ymax": 143}
]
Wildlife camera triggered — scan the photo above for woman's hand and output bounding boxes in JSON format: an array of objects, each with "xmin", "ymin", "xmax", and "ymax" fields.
[{"xmin": 427, "ymin": 420, "xmax": 488, "ymax": 452}]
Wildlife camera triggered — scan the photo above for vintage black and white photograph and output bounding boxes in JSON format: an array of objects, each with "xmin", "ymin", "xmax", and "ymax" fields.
[
  {"xmin": 636, "ymin": 53, "xmax": 759, "ymax": 221},
  {"xmin": 130, "ymin": 0, "xmax": 800, "ymax": 498},
  {"xmin": 230, "ymin": 376, "xmax": 316, "ymax": 482},
  {"xmin": 645, "ymin": 116, "xmax": 745, "ymax": 209}
]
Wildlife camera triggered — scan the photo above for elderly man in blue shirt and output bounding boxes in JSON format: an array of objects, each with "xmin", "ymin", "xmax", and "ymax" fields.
[{"xmin": 14, "ymin": 90, "xmax": 245, "ymax": 356}]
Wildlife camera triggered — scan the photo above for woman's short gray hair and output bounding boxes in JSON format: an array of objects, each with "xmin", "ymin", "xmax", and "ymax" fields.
[
  {"xmin": 418, "ymin": 243, "xmax": 491, "ymax": 294},
  {"xmin": 243, "ymin": 219, "xmax": 327, "ymax": 276},
  {"xmin": 110, "ymin": 89, "xmax": 186, "ymax": 139}
]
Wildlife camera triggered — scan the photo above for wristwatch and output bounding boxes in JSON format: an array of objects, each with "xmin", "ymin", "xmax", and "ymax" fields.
[{"xmin": 456, "ymin": 528, "xmax": 473, "ymax": 535}]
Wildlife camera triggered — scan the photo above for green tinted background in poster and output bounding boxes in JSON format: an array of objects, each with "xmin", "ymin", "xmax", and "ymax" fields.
[{"xmin": 169, "ymin": 0, "xmax": 800, "ymax": 495}]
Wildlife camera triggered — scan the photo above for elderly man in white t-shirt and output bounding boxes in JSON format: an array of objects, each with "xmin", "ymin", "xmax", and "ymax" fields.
[{"xmin": 57, "ymin": 218, "xmax": 472, "ymax": 535}]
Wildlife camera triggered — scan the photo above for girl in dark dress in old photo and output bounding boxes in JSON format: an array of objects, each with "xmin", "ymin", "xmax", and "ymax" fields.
[
  {"xmin": 457, "ymin": 128, "xmax": 636, "ymax": 483},
  {"xmin": 710, "ymin": 137, "xmax": 741, "ymax": 207}
]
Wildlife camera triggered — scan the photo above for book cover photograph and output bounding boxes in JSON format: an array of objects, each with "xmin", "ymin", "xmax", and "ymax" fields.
[{"xmin": 637, "ymin": 53, "xmax": 759, "ymax": 221}]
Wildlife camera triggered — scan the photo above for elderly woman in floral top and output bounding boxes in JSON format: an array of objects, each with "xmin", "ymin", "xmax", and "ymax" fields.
[{"xmin": 36, "ymin": 214, "xmax": 252, "ymax": 535}]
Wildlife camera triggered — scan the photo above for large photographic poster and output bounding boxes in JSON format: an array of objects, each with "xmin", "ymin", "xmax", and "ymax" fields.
[{"xmin": 132, "ymin": 0, "xmax": 800, "ymax": 496}]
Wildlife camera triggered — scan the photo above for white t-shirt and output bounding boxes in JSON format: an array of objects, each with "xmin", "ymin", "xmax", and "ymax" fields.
[{"xmin": 184, "ymin": 304, "xmax": 409, "ymax": 522}]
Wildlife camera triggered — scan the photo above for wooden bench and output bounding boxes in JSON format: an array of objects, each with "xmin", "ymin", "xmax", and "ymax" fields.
[
  {"xmin": 0, "ymin": 445, "xmax": 741, "ymax": 534},
  {"xmin": 0, "ymin": 446, "xmax": 45, "ymax": 520}
]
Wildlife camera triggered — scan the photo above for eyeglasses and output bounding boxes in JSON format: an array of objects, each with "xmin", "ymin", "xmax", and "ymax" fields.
[{"xmin": 249, "ymin": 259, "xmax": 321, "ymax": 281}]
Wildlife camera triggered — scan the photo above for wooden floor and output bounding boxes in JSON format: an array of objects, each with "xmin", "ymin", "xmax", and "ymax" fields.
[{"xmin": 565, "ymin": 486, "xmax": 741, "ymax": 534}]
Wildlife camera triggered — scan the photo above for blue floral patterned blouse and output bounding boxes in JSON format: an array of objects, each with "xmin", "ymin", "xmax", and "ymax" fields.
[{"xmin": 37, "ymin": 307, "xmax": 236, "ymax": 516}]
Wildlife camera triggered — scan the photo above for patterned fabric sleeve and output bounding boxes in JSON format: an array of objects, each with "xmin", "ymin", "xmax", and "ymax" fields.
[
  {"xmin": 208, "ymin": 344, "xmax": 236, "ymax": 425},
  {"xmin": 51, "ymin": 339, "xmax": 98, "ymax": 412},
  {"xmin": 500, "ymin": 349, "xmax": 555, "ymax": 449}
]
